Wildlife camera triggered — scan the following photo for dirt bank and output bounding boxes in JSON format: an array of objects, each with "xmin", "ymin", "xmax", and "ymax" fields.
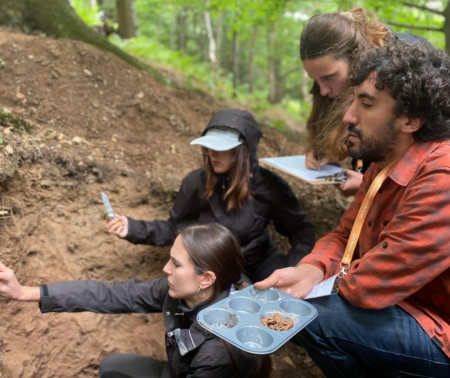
[{"xmin": 0, "ymin": 28, "xmax": 350, "ymax": 378}]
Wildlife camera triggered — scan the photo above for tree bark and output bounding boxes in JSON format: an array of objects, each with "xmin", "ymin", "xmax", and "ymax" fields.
[
  {"xmin": 177, "ymin": 7, "xmax": 187, "ymax": 52},
  {"xmin": 157, "ymin": 10, "xmax": 164, "ymax": 44},
  {"xmin": 268, "ymin": 20, "xmax": 277, "ymax": 103},
  {"xmin": 215, "ymin": 10, "xmax": 223, "ymax": 69},
  {"xmin": 204, "ymin": 2, "xmax": 218, "ymax": 77},
  {"xmin": 115, "ymin": 0, "xmax": 137, "ymax": 39},
  {"xmin": 170, "ymin": 11, "xmax": 177, "ymax": 50},
  {"xmin": 0, "ymin": 0, "xmax": 166, "ymax": 84},
  {"xmin": 232, "ymin": 25, "xmax": 239, "ymax": 98},
  {"xmin": 248, "ymin": 25, "xmax": 258, "ymax": 93}
]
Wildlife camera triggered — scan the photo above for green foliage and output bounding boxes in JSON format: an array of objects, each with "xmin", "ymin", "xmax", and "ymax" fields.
[
  {"xmin": 111, "ymin": 35, "xmax": 231, "ymax": 94},
  {"xmin": 71, "ymin": 0, "xmax": 102, "ymax": 26},
  {"xmin": 364, "ymin": 0, "xmax": 446, "ymax": 50},
  {"xmin": 72, "ymin": 0, "xmax": 450, "ymax": 131}
]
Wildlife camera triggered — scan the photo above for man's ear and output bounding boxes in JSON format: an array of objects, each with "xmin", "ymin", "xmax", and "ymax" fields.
[
  {"xmin": 398, "ymin": 114, "xmax": 424, "ymax": 134},
  {"xmin": 199, "ymin": 271, "xmax": 217, "ymax": 290}
]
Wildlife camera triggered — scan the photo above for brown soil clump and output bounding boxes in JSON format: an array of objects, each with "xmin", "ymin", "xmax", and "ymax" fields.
[
  {"xmin": 262, "ymin": 313, "xmax": 294, "ymax": 331},
  {"xmin": 0, "ymin": 28, "xmax": 351, "ymax": 378}
]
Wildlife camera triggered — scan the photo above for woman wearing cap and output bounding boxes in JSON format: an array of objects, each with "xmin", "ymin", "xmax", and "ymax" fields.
[
  {"xmin": 0, "ymin": 223, "xmax": 271, "ymax": 378},
  {"xmin": 301, "ymin": 7, "xmax": 429, "ymax": 196},
  {"xmin": 107, "ymin": 108, "xmax": 315, "ymax": 282}
]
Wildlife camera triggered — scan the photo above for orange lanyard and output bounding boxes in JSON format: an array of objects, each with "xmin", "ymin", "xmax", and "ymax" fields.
[{"xmin": 339, "ymin": 159, "xmax": 398, "ymax": 277}]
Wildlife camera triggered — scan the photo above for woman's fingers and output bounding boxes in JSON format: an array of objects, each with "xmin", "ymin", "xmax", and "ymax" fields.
[
  {"xmin": 305, "ymin": 151, "xmax": 330, "ymax": 170},
  {"xmin": 305, "ymin": 151, "xmax": 320, "ymax": 170},
  {"xmin": 319, "ymin": 157, "xmax": 330, "ymax": 166},
  {"xmin": 105, "ymin": 215, "xmax": 128, "ymax": 238}
]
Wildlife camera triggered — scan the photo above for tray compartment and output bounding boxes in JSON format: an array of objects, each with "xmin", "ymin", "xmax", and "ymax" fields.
[
  {"xmin": 249, "ymin": 287, "xmax": 280, "ymax": 302},
  {"xmin": 203, "ymin": 308, "xmax": 239, "ymax": 329},
  {"xmin": 228, "ymin": 297, "xmax": 261, "ymax": 314},
  {"xmin": 236, "ymin": 326, "xmax": 274, "ymax": 349},
  {"xmin": 279, "ymin": 300, "xmax": 313, "ymax": 316}
]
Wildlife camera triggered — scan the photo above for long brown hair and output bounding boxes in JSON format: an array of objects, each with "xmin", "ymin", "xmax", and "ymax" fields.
[
  {"xmin": 203, "ymin": 144, "xmax": 252, "ymax": 211},
  {"xmin": 181, "ymin": 223, "xmax": 244, "ymax": 299},
  {"xmin": 301, "ymin": 7, "xmax": 393, "ymax": 161},
  {"xmin": 180, "ymin": 223, "xmax": 271, "ymax": 378}
]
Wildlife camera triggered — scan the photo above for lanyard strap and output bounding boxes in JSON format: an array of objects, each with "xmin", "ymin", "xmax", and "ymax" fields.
[{"xmin": 339, "ymin": 159, "xmax": 398, "ymax": 276}]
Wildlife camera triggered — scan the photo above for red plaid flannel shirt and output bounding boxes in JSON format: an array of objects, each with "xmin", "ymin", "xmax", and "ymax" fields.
[{"xmin": 302, "ymin": 141, "xmax": 450, "ymax": 358}]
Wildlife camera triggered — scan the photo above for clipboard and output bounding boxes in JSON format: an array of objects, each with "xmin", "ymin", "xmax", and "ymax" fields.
[{"xmin": 259, "ymin": 155, "xmax": 342, "ymax": 185}]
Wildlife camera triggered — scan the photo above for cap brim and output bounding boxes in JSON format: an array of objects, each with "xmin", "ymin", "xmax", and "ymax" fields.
[{"xmin": 190, "ymin": 135, "xmax": 242, "ymax": 151}]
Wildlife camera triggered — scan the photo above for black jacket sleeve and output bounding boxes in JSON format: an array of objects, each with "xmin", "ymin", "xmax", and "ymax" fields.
[
  {"xmin": 187, "ymin": 352, "xmax": 242, "ymax": 378},
  {"xmin": 124, "ymin": 171, "xmax": 202, "ymax": 246},
  {"xmin": 270, "ymin": 176, "xmax": 315, "ymax": 266},
  {"xmin": 39, "ymin": 278, "xmax": 168, "ymax": 314}
]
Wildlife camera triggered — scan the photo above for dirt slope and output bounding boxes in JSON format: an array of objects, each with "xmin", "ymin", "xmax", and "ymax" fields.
[{"xmin": 0, "ymin": 28, "xmax": 350, "ymax": 378}]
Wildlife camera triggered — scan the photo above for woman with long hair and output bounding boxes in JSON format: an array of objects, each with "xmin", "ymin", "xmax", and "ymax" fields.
[
  {"xmin": 301, "ymin": 7, "xmax": 428, "ymax": 195},
  {"xmin": 107, "ymin": 108, "xmax": 315, "ymax": 282},
  {"xmin": 0, "ymin": 223, "xmax": 271, "ymax": 378}
]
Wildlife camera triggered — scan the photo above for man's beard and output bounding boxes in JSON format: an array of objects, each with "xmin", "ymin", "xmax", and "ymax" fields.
[{"xmin": 347, "ymin": 117, "xmax": 398, "ymax": 162}]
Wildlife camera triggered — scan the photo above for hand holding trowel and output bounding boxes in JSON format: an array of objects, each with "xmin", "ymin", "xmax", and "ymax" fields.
[{"xmin": 102, "ymin": 192, "xmax": 128, "ymax": 238}]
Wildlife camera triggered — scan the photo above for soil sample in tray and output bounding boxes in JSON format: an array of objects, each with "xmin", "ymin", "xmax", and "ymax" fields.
[{"xmin": 261, "ymin": 313, "xmax": 294, "ymax": 331}]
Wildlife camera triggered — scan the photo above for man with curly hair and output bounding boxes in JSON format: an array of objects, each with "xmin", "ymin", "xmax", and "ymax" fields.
[{"xmin": 257, "ymin": 41, "xmax": 450, "ymax": 377}]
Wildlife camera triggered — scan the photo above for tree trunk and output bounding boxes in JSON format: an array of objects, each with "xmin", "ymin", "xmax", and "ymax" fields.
[
  {"xmin": 215, "ymin": 10, "xmax": 223, "ymax": 69},
  {"xmin": 268, "ymin": 21, "xmax": 277, "ymax": 103},
  {"xmin": 115, "ymin": 0, "xmax": 137, "ymax": 39},
  {"xmin": 0, "ymin": 0, "xmax": 166, "ymax": 84},
  {"xmin": 170, "ymin": 12, "xmax": 177, "ymax": 50},
  {"xmin": 301, "ymin": 66, "xmax": 310, "ymax": 102},
  {"xmin": 274, "ymin": 58, "xmax": 284, "ymax": 102},
  {"xmin": 177, "ymin": 7, "xmax": 187, "ymax": 52},
  {"xmin": 443, "ymin": 2, "xmax": 450, "ymax": 53},
  {"xmin": 204, "ymin": 2, "xmax": 218, "ymax": 77},
  {"xmin": 157, "ymin": 10, "xmax": 164, "ymax": 44},
  {"xmin": 248, "ymin": 25, "xmax": 258, "ymax": 94},
  {"xmin": 232, "ymin": 26, "xmax": 239, "ymax": 98}
]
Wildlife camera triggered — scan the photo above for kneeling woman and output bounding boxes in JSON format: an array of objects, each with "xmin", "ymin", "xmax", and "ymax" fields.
[
  {"xmin": 0, "ymin": 223, "xmax": 270, "ymax": 378},
  {"xmin": 108, "ymin": 108, "xmax": 315, "ymax": 282}
]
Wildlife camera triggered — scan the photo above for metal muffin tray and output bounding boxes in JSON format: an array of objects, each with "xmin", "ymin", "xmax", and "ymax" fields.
[{"xmin": 197, "ymin": 285, "xmax": 318, "ymax": 356}]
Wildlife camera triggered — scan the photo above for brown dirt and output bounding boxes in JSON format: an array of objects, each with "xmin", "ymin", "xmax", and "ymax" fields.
[
  {"xmin": 261, "ymin": 313, "xmax": 294, "ymax": 331},
  {"xmin": 0, "ymin": 28, "xmax": 352, "ymax": 378}
]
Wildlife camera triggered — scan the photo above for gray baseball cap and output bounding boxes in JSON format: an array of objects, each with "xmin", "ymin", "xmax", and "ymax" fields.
[{"xmin": 190, "ymin": 127, "xmax": 243, "ymax": 151}]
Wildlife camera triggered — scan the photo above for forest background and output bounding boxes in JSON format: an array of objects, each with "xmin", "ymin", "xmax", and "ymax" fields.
[{"xmin": 73, "ymin": 0, "xmax": 448, "ymax": 131}]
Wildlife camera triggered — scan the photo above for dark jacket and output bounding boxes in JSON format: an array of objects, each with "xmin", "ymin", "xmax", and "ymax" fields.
[
  {"xmin": 125, "ymin": 109, "xmax": 315, "ymax": 271},
  {"xmin": 39, "ymin": 279, "xmax": 258, "ymax": 378}
]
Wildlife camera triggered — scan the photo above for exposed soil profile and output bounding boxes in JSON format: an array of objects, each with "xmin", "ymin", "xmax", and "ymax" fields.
[
  {"xmin": 261, "ymin": 313, "xmax": 294, "ymax": 331},
  {"xmin": 0, "ymin": 27, "xmax": 352, "ymax": 378}
]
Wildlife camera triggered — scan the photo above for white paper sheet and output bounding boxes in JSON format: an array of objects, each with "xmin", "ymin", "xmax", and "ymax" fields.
[
  {"xmin": 260, "ymin": 155, "xmax": 342, "ymax": 183},
  {"xmin": 304, "ymin": 274, "xmax": 341, "ymax": 299}
]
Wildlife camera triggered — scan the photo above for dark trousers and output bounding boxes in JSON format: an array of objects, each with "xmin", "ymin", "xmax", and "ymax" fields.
[
  {"xmin": 100, "ymin": 354, "xmax": 166, "ymax": 378},
  {"xmin": 247, "ymin": 249, "xmax": 287, "ymax": 283},
  {"xmin": 292, "ymin": 295, "xmax": 450, "ymax": 378}
]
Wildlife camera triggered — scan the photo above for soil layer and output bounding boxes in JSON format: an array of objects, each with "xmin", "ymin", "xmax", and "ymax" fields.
[{"xmin": 0, "ymin": 28, "xmax": 352, "ymax": 378}]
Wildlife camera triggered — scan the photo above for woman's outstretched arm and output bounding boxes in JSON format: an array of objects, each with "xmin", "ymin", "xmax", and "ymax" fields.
[
  {"xmin": 0, "ymin": 261, "xmax": 168, "ymax": 314},
  {"xmin": 0, "ymin": 261, "xmax": 40, "ymax": 301}
]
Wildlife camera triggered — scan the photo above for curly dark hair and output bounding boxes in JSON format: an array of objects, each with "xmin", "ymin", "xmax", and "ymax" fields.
[{"xmin": 348, "ymin": 41, "xmax": 450, "ymax": 142}]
